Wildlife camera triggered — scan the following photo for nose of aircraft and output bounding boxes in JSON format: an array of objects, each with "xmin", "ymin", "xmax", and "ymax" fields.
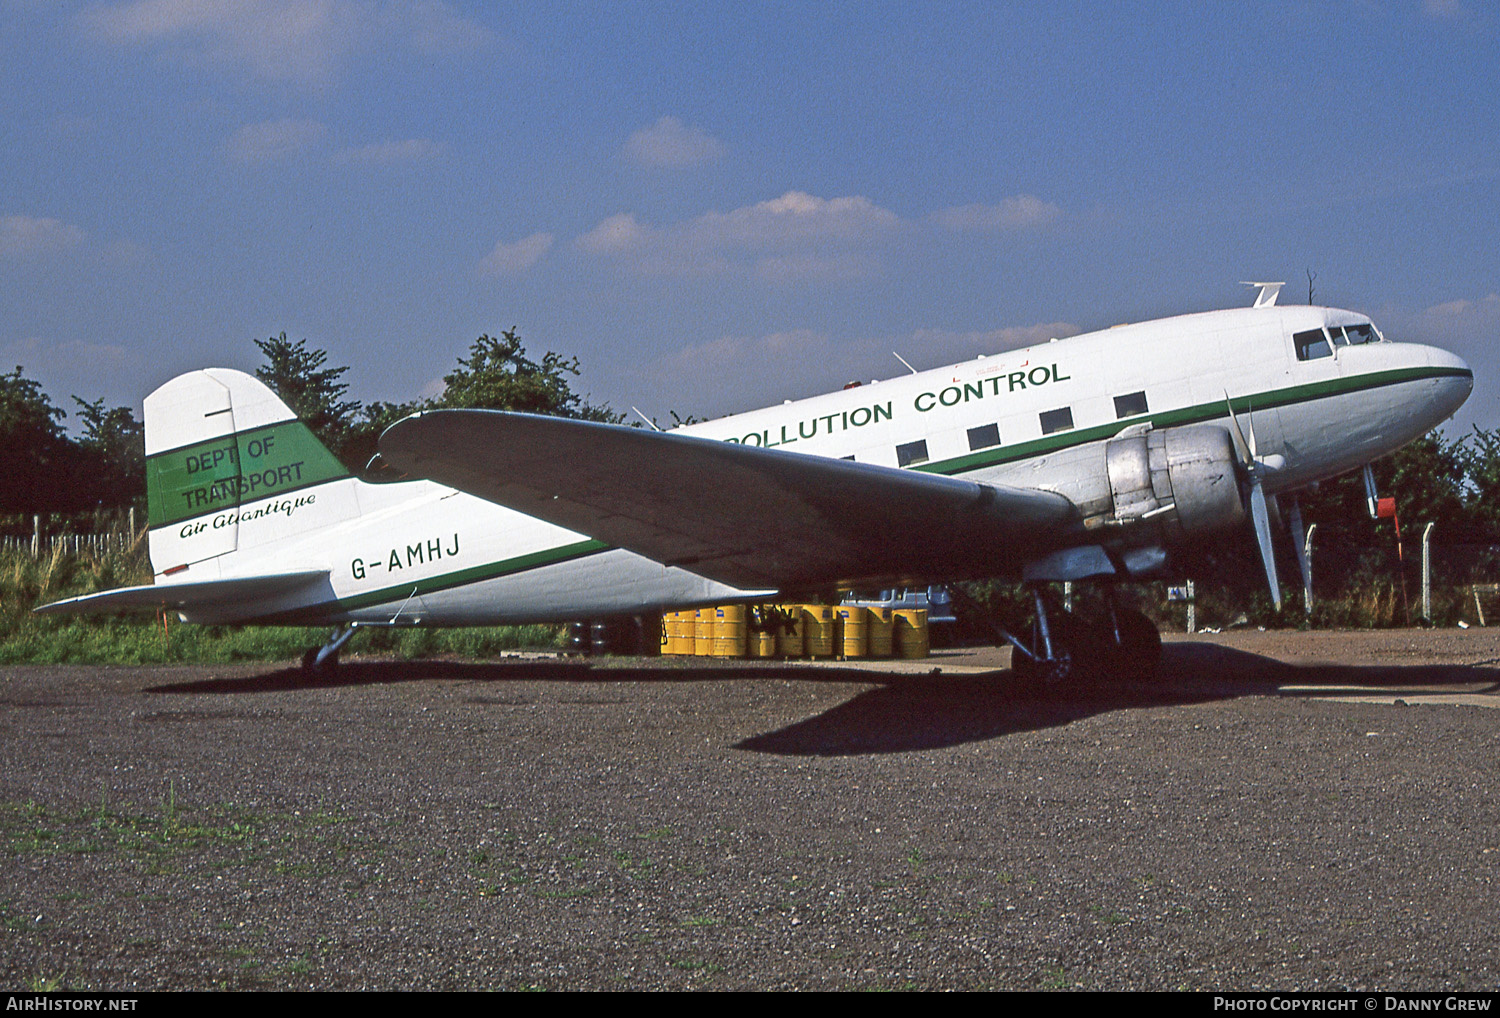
[{"xmin": 1423, "ymin": 344, "xmax": 1474, "ymax": 421}]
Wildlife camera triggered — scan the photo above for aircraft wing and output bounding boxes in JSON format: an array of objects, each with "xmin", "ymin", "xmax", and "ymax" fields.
[
  {"xmin": 380, "ymin": 410, "xmax": 1081, "ymax": 591},
  {"xmin": 34, "ymin": 570, "xmax": 330, "ymax": 617}
]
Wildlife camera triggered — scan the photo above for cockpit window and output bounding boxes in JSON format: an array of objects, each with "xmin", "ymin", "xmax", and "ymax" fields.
[
  {"xmin": 1294, "ymin": 328, "xmax": 1332, "ymax": 360},
  {"xmin": 1345, "ymin": 323, "xmax": 1374, "ymax": 345}
]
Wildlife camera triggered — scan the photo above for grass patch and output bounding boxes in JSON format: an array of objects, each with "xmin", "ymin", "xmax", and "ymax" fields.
[
  {"xmin": 0, "ymin": 792, "xmax": 366, "ymax": 880},
  {"xmin": 0, "ymin": 545, "xmax": 564, "ymax": 664}
]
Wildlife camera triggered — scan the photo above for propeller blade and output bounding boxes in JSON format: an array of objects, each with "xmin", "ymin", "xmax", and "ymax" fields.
[
  {"xmin": 1224, "ymin": 392, "xmax": 1254, "ymax": 467},
  {"xmin": 1248, "ymin": 478, "xmax": 1282, "ymax": 611},
  {"xmin": 1288, "ymin": 497, "xmax": 1312, "ymax": 603}
]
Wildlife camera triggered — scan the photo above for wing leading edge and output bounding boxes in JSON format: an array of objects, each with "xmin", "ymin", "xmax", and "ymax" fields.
[{"xmin": 379, "ymin": 410, "xmax": 1081, "ymax": 591}]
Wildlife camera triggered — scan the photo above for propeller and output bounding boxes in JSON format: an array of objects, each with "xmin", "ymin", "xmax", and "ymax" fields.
[
  {"xmin": 1225, "ymin": 394, "xmax": 1283, "ymax": 611},
  {"xmin": 1287, "ymin": 496, "xmax": 1313, "ymax": 613}
]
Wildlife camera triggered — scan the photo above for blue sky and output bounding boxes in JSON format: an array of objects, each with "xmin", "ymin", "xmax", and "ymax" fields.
[{"xmin": 2, "ymin": 0, "xmax": 1497, "ymax": 438}]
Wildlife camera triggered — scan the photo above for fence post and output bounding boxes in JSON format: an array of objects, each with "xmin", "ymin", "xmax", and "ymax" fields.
[
  {"xmin": 1421, "ymin": 522, "xmax": 1435, "ymax": 623},
  {"xmin": 1303, "ymin": 523, "xmax": 1317, "ymax": 617},
  {"xmin": 31, "ymin": 515, "xmax": 39, "ymax": 558}
]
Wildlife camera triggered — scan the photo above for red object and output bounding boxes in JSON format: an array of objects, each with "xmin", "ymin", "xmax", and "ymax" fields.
[{"xmin": 1376, "ymin": 497, "xmax": 1397, "ymax": 518}]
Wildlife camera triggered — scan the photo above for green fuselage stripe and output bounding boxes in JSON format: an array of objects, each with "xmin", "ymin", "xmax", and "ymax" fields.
[
  {"xmin": 253, "ymin": 538, "xmax": 611, "ymax": 624},
  {"xmin": 915, "ymin": 365, "xmax": 1470, "ymax": 476}
]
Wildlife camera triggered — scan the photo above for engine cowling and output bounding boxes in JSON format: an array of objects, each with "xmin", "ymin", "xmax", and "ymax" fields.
[{"xmin": 1104, "ymin": 425, "xmax": 1244, "ymax": 539}]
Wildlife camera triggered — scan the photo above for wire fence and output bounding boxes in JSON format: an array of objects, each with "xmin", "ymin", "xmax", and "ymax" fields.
[
  {"xmin": 0, "ymin": 510, "xmax": 142, "ymax": 559},
  {"xmin": 0, "ymin": 532, "xmax": 138, "ymax": 557}
]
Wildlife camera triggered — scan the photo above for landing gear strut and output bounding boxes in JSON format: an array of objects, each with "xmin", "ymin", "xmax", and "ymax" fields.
[
  {"xmin": 301, "ymin": 624, "xmax": 357, "ymax": 674},
  {"xmin": 1007, "ymin": 586, "xmax": 1078, "ymax": 684},
  {"xmin": 1002, "ymin": 584, "xmax": 1162, "ymax": 685}
]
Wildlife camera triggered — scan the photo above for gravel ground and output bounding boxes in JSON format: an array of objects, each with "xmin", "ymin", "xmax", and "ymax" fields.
[{"xmin": 2, "ymin": 628, "xmax": 1499, "ymax": 991}]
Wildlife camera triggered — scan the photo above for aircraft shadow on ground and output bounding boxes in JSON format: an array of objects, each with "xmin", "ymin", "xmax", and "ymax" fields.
[
  {"xmin": 145, "ymin": 659, "xmax": 849, "ymax": 695},
  {"xmin": 738, "ymin": 643, "xmax": 1500, "ymax": 755},
  {"xmin": 145, "ymin": 642, "xmax": 1500, "ymax": 757}
]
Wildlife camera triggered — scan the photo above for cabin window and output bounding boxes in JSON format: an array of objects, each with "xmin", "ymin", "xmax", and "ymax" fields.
[
  {"xmin": 1114, "ymin": 391, "xmax": 1149, "ymax": 418},
  {"xmin": 1294, "ymin": 328, "xmax": 1332, "ymax": 360},
  {"xmin": 966, "ymin": 423, "xmax": 1000, "ymax": 451},
  {"xmin": 896, "ymin": 440, "xmax": 929, "ymax": 467},
  {"xmin": 1039, "ymin": 407, "xmax": 1074, "ymax": 435}
]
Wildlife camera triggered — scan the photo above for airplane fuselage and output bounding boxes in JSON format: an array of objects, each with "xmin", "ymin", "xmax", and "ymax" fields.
[{"xmin": 146, "ymin": 303, "xmax": 1473, "ymax": 627}]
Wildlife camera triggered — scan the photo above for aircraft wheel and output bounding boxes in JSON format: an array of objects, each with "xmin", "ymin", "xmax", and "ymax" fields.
[
  {"xmin": 1010, "ymin": 614, "xmax": 1077, "ymax": 686},
  {"xmin": 300, "ymin": 647, "xmax": 339, "ymax": 674},
  {"xmin": 1106, "ymin": 607, "xmax": 1161, "ymax": 682}
]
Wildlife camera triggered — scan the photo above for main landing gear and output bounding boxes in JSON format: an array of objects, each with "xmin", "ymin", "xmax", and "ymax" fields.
[
  {"xmin": 1004, "ymin": 585, "xmax": 1162, "ymax": 685},
  {"xmin": 301, "ymin": 624, "xmax": 357, "ymax": 674}
]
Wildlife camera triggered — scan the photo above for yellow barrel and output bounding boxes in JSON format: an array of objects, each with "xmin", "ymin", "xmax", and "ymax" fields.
[
  {"xmin": 893, "ymin": 608, "xmax": 929, "ymax": 658},
  {"xmin": 802, "ymin": 604, "xmax": 836, "ymax": 657},
  {"xmin": 866, "ymin": 606, "xmax": 894, "ymax": 657},
  {"xmin": 667, "ymin": 611, "xmax": 694, "ymax": 655},
  {"xmin": 747, "ymin": 606, "xmax": 778, "ymax": 658},
  {"xmin": 693, "ymin": 608, "xmax": 713, "ymax": 656},
  {"xmin": 712, "ymin": 604, "xmax": 748, "ymax": 657},
  {"xmin": 836, "ymin": 606, "xmax": 869, "ymax": 658},
  {"xmin": 774, "ymin": 605, "xmax": 804, "ymax": 658}
]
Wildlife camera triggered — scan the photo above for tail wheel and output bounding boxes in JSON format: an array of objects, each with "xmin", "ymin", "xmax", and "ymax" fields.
[{"xmin": 300, "ymin": 647, "xmax": 339, "ymax": 674}]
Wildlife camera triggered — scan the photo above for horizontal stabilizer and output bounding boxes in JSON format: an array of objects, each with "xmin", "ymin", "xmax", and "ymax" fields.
[
  {"xmin": 380, "ymin": 410, "xmax": 1081, "ymax": 591},
  {"xmin": 34, "ymin": 570, "xmax": 330, "ymax": 617}
]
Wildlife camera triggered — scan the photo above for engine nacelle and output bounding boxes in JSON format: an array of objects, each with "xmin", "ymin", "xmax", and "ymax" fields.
[{"xmin": 1104, "ymin": 425, "xmax": 1244, "ymax": 539}]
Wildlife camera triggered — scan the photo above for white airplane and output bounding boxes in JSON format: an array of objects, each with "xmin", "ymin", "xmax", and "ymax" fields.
[{"xmin": 37, "ymin": 284, "xmax": 1473, "ymax": 681}]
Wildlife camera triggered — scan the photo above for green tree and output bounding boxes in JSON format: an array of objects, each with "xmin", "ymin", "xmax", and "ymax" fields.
[
  {"xmin": 436, "ymin": 328, "xmax": 620, "ymax": 422},
  {"xmin": 0, "ymin": 366, "xmax": 79, "ymax": 513},
  {"xmin": 72, "ymin": 396, "xmax": 145, "ymax": 510},
  {"xmin": 1453, "ymin": 426, "xmax": 1500, "ymax": 542},
  {"xmin": 254, "ymin": 333, "xmax": 362, "ymax": 458},
  {"xmin": 262, "ymin": 328, "xmax": 621, "ymax": 476}
]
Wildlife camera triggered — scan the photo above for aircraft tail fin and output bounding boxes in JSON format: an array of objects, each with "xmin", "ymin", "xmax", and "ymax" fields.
[{"xmin": 144, "ymin": 369, "xmax": 360, "ymax": 579}]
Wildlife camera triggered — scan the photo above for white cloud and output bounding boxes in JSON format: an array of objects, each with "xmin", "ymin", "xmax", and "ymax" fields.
[
  {"xmin": 579, "ymin": 190, "xmax": 1062, "ymax": 279},
  {"xmin": 0, "ymin": 215, "xmax": 87, "ymax": 259},
  {"xmin": 623, "ymin": 116, "xmax": 725, "ymax": 168},
  {"xmin": 79, "ymin": 0, "xmax": 490, "ymax": 87},
  {"xmin": 225, "ymin": 118, "xmax": 326, "ymax": 162},
  {"xmin": 693, "ymin": 192, "xmax": 900, "ymax": 247},
  {"xmin": 1423, "ymin": 0, "xmax": 1466, "ymax": 18},
  {"xmin": 336, "ymin": 138, "xmax": 441, "ymax": 165},
  {"xmin": 578, "ymin": 191, "xmax": 901, "ymax": 278},
  {"xmin": 477, "ymin": 232, "xmax": 553, "ymax": 276},
  {"xmin": 1423, "ymin": 293, "xmax": 1500, "ymax": 319},
  {"xmin": 930, "ymin": 196, "xmax": 1061, "ymax": 231},
  {"xmin": 577, "ymin": 212, "xmax": 649, "ymax": 254}
]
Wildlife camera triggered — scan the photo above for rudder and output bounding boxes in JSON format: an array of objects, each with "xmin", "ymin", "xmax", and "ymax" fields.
[{"xmin": 144, "ymin": 369, "xmax": 357, "ymax": 578}]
